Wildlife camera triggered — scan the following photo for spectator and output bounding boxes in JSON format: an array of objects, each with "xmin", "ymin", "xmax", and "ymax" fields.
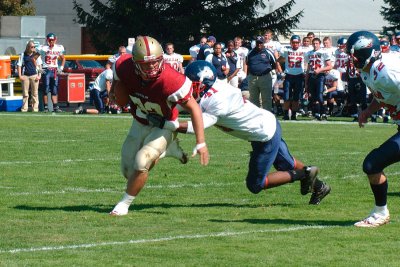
[
  {"xmin": 347, "ymin": 59, "xmax": 367, "ymax": 121},
  {"xmin": 163, "ymin": 42, "xmax": 184, "ymax": 74},
  {"xmin": 302, "ymin": 36, "xmax": 313, "ymax": 52},
  {"xmin": 304, "ymin": 37, "xmax": 332, "ymax": 120},
  {"xmin": 197, "ymin": 35, "xmax": 216, "ymax": 60},
  {"xmin": 389, "ymin": 32, "xmax": 400, "ymax": 52},
  {"xmin": 322, "ymin": 36, "xmax": 336, "ymax": 62},
  {"xmin": 74, "ymin": 61, "xmax": 113, "ymax": 114},
  {"xmin": 224, "ymin": 40, "xmax": 241, "ymax": 87},
  {"xmin": 323, "ymin": 69, "xmax": 345, "ymax": 116},
  {"xmin": 17, "ymin": 41, "xmax": 42, "ymax": 112},
  {"xmin": 108, "ymin": 46, "xmax": 127, "ymax": 64},
  {"xmin": 37, "ymin": 32, "xmax": 65, "ymax": 113},
  {"xmin": 189, "ymin": 37, "xmax": 207, "ymax": 62},
  {"xmin": 263, "ymin": 29, "xmax": 283, "ymax": 91},
  {"xmin": 205, "ymin": 42, "xmax": 229, "ymax": 82},
  {"xmin": 246, "ymin": 35, "xmax": 279, "ymax": 112},
  {"xmin": 277, "ymin": 35, "xmax": 307, "ymax": 120},
  {"xmin": 233, "ymin": 36, "xmax": 249, "ymax": 85}
]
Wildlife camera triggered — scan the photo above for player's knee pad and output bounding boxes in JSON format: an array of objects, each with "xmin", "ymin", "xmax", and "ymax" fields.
[
  {"xmin": 134, "ymin": 145, "xmax": 161, "ymax": 172},
  {"xmin": 362, "ymin": 148, "xmax": 383, "ymax": 175}
]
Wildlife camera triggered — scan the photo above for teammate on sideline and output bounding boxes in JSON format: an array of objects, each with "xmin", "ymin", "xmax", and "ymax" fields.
[
  {"xmin": 163, "ymin": 42, "xmax": 185, "ymax": 74},
  {"xmin": 148, "ymin": 61, "xmax": 331, "ymax": 205},
  {"xmin": 109, "ymin": 36, "xmax": 209, "ymax": 216},
  {"xmin": 37, "ymin": 33, "xmax": 65, "ymax": 112},
  {"xmin": 346, "ymin": 31, "xmax": 400, "ymax": 227},
  {"xmin": 278, "ymin": 35, "xmax": 307, "ymax": 120}
]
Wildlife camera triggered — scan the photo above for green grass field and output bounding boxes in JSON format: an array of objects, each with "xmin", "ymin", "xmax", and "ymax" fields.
[{"xmin": 0, "ymin": 113, "xmax": 399, "ymax": 266}]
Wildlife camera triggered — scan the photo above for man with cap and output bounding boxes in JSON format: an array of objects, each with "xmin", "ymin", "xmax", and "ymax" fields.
[
  {"xmin": 390, "ymin": 32, "xmax": 400, "ymax": 52},
  {"xmin": 245, "ymin": 35, "xmax": 279, "ymax": 112},
  {"xmin": 197, "ymin": 35, "xmax": 216, "ymax": 60}
]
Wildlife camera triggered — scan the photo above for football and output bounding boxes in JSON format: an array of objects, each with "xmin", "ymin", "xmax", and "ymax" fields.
[{"xmin": 114, "ymin": 81, "xmax": 130, "ymax": 107}]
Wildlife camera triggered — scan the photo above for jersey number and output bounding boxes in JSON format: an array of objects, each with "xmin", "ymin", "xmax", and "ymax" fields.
[
  {"xmin": 129, "ymin": 95, "xmax": 163, "ymax": 115},
  {"xmin": 288, "ymin": 56, "xmax": 303, "ymax": 68}
]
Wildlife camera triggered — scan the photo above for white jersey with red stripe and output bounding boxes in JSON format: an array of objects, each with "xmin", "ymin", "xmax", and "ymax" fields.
[
  {"xmin": 163, "ymin": 53, "xmax": 183, "ymax": 72},
  {"xmin": 264, "ymin": 40, "xmax": 282, "ymax": 53},
  {"xmin": 280, "ymin": 46, "xmax": 308, "ymax": 75},
  {"xmin": 360, "ymin": 53, "xmax": 400, "ymax": 122},
  {"xmin": 305, "ymin": 49, "xmax": 331, "ymax": 74},
  {"xmin": 325, "ymin": 69, "xmax": 343, "ymax": 91},
  {"xmin": 334, "ymin": 49, "xmax": 349, "ymax": 74},
  {"xmin": 114, "ymin": 54, "xmax": 192, "ymax": 125},
  {"xmin": 38, "ymin": 44, "xmax": 65, "ymax": 69},
  {"xmin": 233, "ymin": 46, "xmax": 249, "ymax": 79},
  {"xmin": 189, "ymin": 80, "xmax": 276, "ymax": 142},
  {"xmin": 322, "ymin": 46, "xmax": 336, "ymax": 62}
]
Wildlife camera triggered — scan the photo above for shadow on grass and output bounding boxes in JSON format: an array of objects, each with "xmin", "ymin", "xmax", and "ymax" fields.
[
  {"xmin": 208, "ymin": 218, "xmax": 353, "ymax": 227},
  {"xmin": 14, "ymin": 202, "xmax": 295, "ymax": 213}
]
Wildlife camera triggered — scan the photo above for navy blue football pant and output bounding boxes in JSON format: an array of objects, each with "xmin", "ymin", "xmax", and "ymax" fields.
[
  {"xmin": 348, "ymin": 77, "xmax": 367, "ymax": 115},
  {"xmin": 363, "ymin": 128, "xmax": 400, "ymax": 175},
  {"xmin": 41, "ymin": 68, "xmax": 58, "ymax": 96},
  {"xmin": 283, "ymin": 74, "xmax": 304, "ymax": 101},
  {"xmin": 90, "ymin": 89, "xmax": 108, "ymax": 113},
  {"xmin": 246, "ymin": 120, "xmax": 295, "ymax": 194},
  {"xmin": 308, "ymin": 74, "xmax": 325, "ymax": 115}
]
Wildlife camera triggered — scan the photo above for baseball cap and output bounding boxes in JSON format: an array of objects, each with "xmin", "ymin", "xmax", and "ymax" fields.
[
  {"xmin": 255, "ymin": 35, "xmax": 264, "ymax": 43},
  {"xmin": 207, "ymin": 36, "xmax": 216, "ymax": 42}
]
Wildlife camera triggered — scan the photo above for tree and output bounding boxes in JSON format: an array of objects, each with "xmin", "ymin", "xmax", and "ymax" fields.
[
  {"xmin": 0, "ymin": 0, "xmax": 35, "ymax": 16},
  {"xmin": 380, "ymin": 0, "xmax": 400, "ymax": 36},
  {"xmin": 73, "ymin": 0, "xmax": 303, "ymax": 54}
]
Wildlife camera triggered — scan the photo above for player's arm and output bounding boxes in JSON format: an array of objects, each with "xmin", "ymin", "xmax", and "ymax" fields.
[
  {"xmin": 180, "ymin": 97, "xmax": 209, "ymax": 165},
  {"xmin": 325, "ymin": 80, "xmax": 337, "ymax": 94},
  {"xmin": 358, "ymin": 97, "xmax": 381, "ymax": 128},
  {"xmin": 59, "ymin": 54, "xmax": 65, "ymax": 71}
]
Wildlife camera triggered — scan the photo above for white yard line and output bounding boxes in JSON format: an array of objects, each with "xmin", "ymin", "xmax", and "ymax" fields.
[
  {"xmin": 0, "ymin": 225, "xmax": 336, "ymax": 254},
  {"xmin": 0, "ymin": 157, "xmax": 119, "ymax": 165},
  {"xmin": 9, "ymin": 182, "xmax": 240, "ymax": 196}
]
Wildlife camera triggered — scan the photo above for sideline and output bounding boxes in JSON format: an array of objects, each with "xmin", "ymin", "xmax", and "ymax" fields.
[
  {"xmin": 0, "ymin": 112, "xmax": 396, "ymax": 126},
  {"xmin": 0, "ymin": 225, "xmax": 338, "ymax": 254}
]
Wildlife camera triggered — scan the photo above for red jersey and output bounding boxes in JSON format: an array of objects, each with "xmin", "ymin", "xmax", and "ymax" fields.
[{"xmin": 115, "ymin": 54, "xmax": 192, "ymax": 124}]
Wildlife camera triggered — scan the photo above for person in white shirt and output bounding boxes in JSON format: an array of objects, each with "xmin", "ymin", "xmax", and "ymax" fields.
[
  {"xmin": 233, "ymin": 36, "xmax": 249, "ymax": 84},
  {"xmin": 74, "ymin": 61, "xmax": 113, "ymax": 114},
  {"xmin": 322, "ymin": 36, "xmax": 336, "ymax": 63},
  {"xmin": 37, "ymin": 32, "xmax": 65, "ymax": 112},
  {"xmin": 163, "ymin": 42, "xmax": 184, "ymax": 74},
  {"xmin": 304, "ymin": 38, "xmax": 333, "ymax": 120},
  {"xmin": 322, "ymin": 69, "xmax": 345, "ymax": 115},
  {"xmin": 346, "ymin": 31, "xmax": 400, "ymax": 227},
  {"xmin": 278, "ymin": 35, "xmax": 307, "ymax": 120},
  {"xmin": 189, "ymin": 37, "xmax": 207, "ymax": 62},
  {"xmin": 263, "ymin": 29, "xmax": 283, "ymax": 89},
  {"xmin": 149, "ymin": 60, "xmax": 331, "ymax": 205}
]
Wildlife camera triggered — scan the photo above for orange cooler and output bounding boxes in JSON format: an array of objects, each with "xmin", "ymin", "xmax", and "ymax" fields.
[{"xmin": 0, "ymin": 56, "xmax": 11, "ymax": 79}]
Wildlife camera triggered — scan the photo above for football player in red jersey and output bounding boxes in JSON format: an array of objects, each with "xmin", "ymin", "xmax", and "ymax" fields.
[{"xmin": 109, "ymin": 36, "xmax": 209, "ymax": 216}]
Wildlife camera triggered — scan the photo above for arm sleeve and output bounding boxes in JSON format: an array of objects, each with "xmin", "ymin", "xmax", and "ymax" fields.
[{"xmin": 187, "ymin": 112, "xmax": 218, "ymax": 134}]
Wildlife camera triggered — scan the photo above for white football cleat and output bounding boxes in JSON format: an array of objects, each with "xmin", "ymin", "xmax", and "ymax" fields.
[
  {"xmin": 109, "ymin": 202, "xmax": 129, "ymax": 216},
  {"xmin": 354, "ymin": 212, "xmax": 390, "ymax": 227},
  {"xmin": 164, "ymin": 138, "xmax": 188, "ymax": 164}
]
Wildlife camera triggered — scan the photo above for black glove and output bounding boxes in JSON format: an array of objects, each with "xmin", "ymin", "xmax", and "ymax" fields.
[{"xmin": 146, "ymin": 113, "xmax": 166, "ymax": 129}]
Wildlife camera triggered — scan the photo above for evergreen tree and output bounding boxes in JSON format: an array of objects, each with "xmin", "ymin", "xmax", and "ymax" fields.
[
  {"xmin": 381, "ymin": 0, "xmax": 400, "ymax": 36},
  {"xmin": 0, "ymin": 0, "xmax": 35, "ymax": 16},
  {"xmin": 73, "ymin": 0, "xmax": 303, "ymax": 53}
]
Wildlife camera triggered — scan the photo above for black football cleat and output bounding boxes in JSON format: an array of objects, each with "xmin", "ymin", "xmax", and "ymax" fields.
[
  {"xmin": 309, "ymin": 181, "xmax": 331, "ymax": 205},
  {"xmin": 300, "ymin": 166, "xmax": 319, "ymax": 195}
]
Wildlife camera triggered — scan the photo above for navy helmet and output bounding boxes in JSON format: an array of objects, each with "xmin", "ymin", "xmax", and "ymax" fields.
[
  {"xmin": 337, "ymin": 37, "xmax": 347, "ymax": 49},
  {"xmin": 185, "ymin": 60, "xmax": 217, "ymax": 99},
  {"xmin": 346, "ymin": 31, "xmax": 380, "ymax": 69}
]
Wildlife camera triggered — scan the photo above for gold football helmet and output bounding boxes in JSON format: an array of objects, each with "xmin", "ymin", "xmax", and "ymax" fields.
[{"xmin": 132, "ymin": 36, "xmax": 164, "ymax": 80}]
